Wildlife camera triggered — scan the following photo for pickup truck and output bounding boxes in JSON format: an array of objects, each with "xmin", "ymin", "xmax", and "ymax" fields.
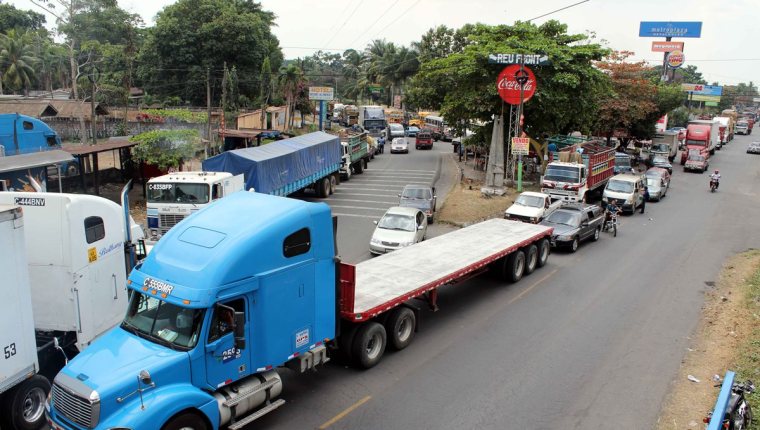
[
  {"xmin": 540, "ymin": 204, "xmax": 604, "ymax": 252},
  {"xmin": 504, "ymin": 191, "xmax": 562, "ymax": 223}
]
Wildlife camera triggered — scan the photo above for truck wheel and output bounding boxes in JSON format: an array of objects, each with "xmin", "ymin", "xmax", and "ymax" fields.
[
  {"xmin": 352, "ymin": 322, "xmax": 386, "ymax": 369},
  {"xmin": 337, "ymin": 323, "xmax": 360, "ymax": 364},
  {"xmin": 537, "ymin": 239, "xmax": 550, "ymax": 267},
  {"xmin": 66, "ymin": 163, "xmax": 79, "ymax": 177},
  {"xmin": 355, "ymin": 161, "xmax": 364, "ymax": 174},
  {"xmin": 504, "ymin": 250, "xmax": 526, "ymax": 283},
  {"xmin": 385, "ymin": 306, "xmax": 416, "ymax": 351},
  {"xmin": 162, "ymin": 412, "xmax": 209, "ymax": 430},
  {"xmin": 318, "ymin": 177, "xmax": 330, "ymax": 198},
  {"xmin": 523, "ymin": 244, "xmax": 538, "ymax": 275},
  {"xmin": 329, "ymin": 175, "xmax": 337, "ymax": 194},
  {"xmin": 0, "ymin": 375, "xmax": 50, "ymax": 430}
]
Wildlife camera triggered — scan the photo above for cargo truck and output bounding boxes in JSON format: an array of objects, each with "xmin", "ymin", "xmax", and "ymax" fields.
[
  {"xmin": 0, "ymin": 189, "xmax": 143, "ymax": 430},
  {"xmin": 340, "ymin": 105, "xmax": 359, "ymax": 126},
  {"xmin": 648, "ymin": 131, "xmax": 679, "ymax": 162},
  {"xmin": 713, "ymin": 116, "xmax": 735, "ymax": 145},
  {"xmin": 339, "ymin": 130, "xmax": 371, "ymax": 180},
  {"xmin": 45, "ymin": 192, "xmax": 553, "ymax": 430},
  {"xmin": 681, "ymin": 120, "xmax": 719, "ymax": 164},
  {"xmin": 541, "ymin": 141, "xmax": 615, "ymax": 203},
  {"xmin": 359, "ymin": 105, "xmax": 386, "ymax": 137}
]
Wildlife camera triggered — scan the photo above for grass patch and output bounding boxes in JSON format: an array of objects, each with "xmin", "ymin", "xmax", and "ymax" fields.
[{"xmin": 734, "ymin": 250, "xmax": 760, "ymax": 429}]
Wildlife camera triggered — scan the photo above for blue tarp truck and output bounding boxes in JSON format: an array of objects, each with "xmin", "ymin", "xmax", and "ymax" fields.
[
  {"xmin": 202, "ymin": 131, "xmax": 342, "ymax": 198},
  {"xmin": 45, "ymin": 192, "xmax": 553, "ymax": 430}
]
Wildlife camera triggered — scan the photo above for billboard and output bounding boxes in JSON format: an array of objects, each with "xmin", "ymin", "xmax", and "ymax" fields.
[
  {"xmin": 652, "ymin": 41, "xmax": 683, "ymax": 52},
  {"xmin": 639, "ymin": 21, "xmax": 702, "ymax": 38},
  {"xmin": 308, "ymin": 87, "xmax": 334, "ymax": 101}
]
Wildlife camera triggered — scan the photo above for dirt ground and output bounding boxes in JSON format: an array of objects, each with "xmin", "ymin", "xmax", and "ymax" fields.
[
  {"xmin": 437, "ymin": 180, "xmax": 513, "ymax": 226},
  {"xmin": 657, "ymin": 250, "xmax": 760, "ymax": 429}
]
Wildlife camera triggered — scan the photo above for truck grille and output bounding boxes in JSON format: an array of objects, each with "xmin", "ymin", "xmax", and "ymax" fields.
[
  {"xmin": 159, "ymin": 214, "xmax": 186, "ymax": 233},
  {"xmin": 52, "ymin": 382, "xmax": 98, "ymax": 428}
]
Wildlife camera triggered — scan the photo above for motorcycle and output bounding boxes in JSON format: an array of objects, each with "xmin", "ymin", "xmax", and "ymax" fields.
[
  {"xmin": 710, "ymin": 179, "xmax": 719, "ymax": 192},
  {"xmin": 602, "ymin": 210, "xmax": 618, "ymax": 237},
  {"xmin": 704, "ymin": 380, "xmax": 755, "ymax": 430}
]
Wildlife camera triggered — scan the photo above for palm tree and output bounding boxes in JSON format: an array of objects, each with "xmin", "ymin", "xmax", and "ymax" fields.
[
  {"xmin": 0, "ymin": 30, "xmax": 38, "ymax": 95},
  {"xmin": 278, "ymin": 63, "xmax": 304, "ymax": 130}
]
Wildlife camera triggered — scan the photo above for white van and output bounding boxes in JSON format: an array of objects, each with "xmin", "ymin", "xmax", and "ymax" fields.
[
  {"xmin": 387, "ymin": 123, "xmax": 405, "ymax": 139},
  {"xmin": 602, "ymin": 173, "xmax": 645, "ymax": 214}
]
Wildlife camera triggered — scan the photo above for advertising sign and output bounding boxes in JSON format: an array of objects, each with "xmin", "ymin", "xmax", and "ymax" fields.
[
  {"xmin": 393, "ymin": 95, "xmax": 402, "ymax": 109},
  {"xmin": 308, "ymin": 86, "xmax": 334, "ymax": 101},
  {"xmin": 511, "ymin": 137, "xmax": 529, "ymax": 156},
  {"xmin": 639, "ymin": 21, "xmax": 702, "ymax": 38},
  {"xmin": 497, "ymin": 65, "xmax": 537, "ymax": 105},
  {"xmin": 691, "ymin": 94, "xmax": 721, "ymax": 102},
  {"xmin": 651, "ymin": 41, "xmax": 684, "ymax": 52},
  {"xmin": 682, "ymin": 84, "xmax": 722, "ymax": 103},
  {"xmin": 488, "ymin": 53, "xmax": 550, "ymax": 65},
  {"xmin": 667, "ymin": 50, "xmax": 685, "ymax": 68}
]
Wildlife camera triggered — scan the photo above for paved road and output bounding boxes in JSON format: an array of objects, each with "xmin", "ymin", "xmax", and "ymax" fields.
[
  {"xmin": 251, "ymin": 132, "xmax": 760, "ymax": 430},
  {"xmin": 304, "ymin": 136, "xmax": 456, "ymax": 264}
]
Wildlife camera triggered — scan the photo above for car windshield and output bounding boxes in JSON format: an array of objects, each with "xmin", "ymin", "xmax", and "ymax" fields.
[
  {"xmin": 402, "ymin": 187, "xmax": 431, "ymax": 200},
  {"xmin": 148, "ymin": 183, "xmax": 210, "ymax": 204},
  {"xmin": 651, "ymin": 144, "xmax": 669, "ymax": 152},
  {"xmin": 515, "ymin": 195, "xmax": 544, "ymax": 207},
  {"xmin": 390, "ymin": 124, "xmax": 403, "ymax": 131},
  {"xmin": 121, "ymin": 292, "xmax": 205, "ymax": 350},
  {"xmin": 653, "ymin": 157, "xmax": 668, "ymax": 164},
  {"xmin": 393, "ymin": 138, "xmax": 406, "ymax": 145},
  {"xmin": 738, "ymin": 122, "xmax": 748, "ymax": 126},
  {"xmin": 646, "ymin": 178, "xmax": 661, "ymax": 188},
  {"xmin": 606, "ymin": 180, "xmax": 634, "ymax": 193},
  {"xmin": 545, "ymin": 211, "xmax": 580, "ymax": 227},
  {"xmin": 378, "ymin": 213, "xmax": 416, "ymax": 232},
  {"xmin": 544, "ymin": 165, "xmax": 580, "ymax": 183}
]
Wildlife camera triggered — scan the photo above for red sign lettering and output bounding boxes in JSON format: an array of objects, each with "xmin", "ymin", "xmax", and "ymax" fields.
[{"xmin": 497, "ymin": 65, "xmax": 537, "ymax": 105}]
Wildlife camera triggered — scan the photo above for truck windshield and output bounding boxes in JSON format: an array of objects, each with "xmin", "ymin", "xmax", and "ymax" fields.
[
  {"xmin": 685, "ymin": 139, "xmax": 706, "ymax": 146},
  {"xmin": 651, "ymin": 144, "xmax": 669, "ymax": 152},
  {"xmin": 544, "ymin": 166, "xmax": 580, "ymax": 183},
  {"xmin": 121, "ymin": 292, "xmax": 204, "ymax": 350},
  {"xmin": 147, "ymin": 183, "xmax": 210, "ymax": 204},
  {"xmin": 364, "ymin": 119, "xmax": 385, "ymax": 129}
]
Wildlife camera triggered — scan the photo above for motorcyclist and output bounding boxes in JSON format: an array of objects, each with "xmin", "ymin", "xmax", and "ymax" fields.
[
  {"xmin": 710, "ymin": 169, "xmax": 721, "ymax": 189},
  {"xmin": 604, "ymin": 201, "xmax": 620, "ymax": 227}
]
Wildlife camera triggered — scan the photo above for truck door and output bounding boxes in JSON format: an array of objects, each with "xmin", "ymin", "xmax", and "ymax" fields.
[{"xmin": 205, "ymin": 297, "xmax": 249, "ymax": 388}]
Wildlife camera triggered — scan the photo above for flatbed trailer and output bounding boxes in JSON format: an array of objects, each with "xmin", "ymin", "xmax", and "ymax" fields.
[{"xmin": 340, "ymin": 219, "xmax": 553, "ymax": 320}]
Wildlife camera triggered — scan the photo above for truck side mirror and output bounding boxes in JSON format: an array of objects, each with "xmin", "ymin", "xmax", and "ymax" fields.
[{"xmin": 233, "ymin": 312, "xmax": 246, "ymax": 350}]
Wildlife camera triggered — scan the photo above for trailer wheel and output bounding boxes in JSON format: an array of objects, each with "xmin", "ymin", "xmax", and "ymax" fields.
[
  {"xmin": 162, "ymin": 411, "xmax": 209, "ymax": 430},
  {"xmin": 385, "ymin": 306, "xmax": 416, "ymax": 351},
  {"xmin": 352, "ymin": 322, "xmax": 386, "ymax": 369},
  {"xmin": 536, "ymin": 239, "xmax": 550, "ymax": 268},
  {"xmin": 523, "ymin": 244, "xmax": 538, "ymax": 275},
  {"xmin": 0, "ymin": 374, "xmax": 50, "ymax": 430},
  {"xmin": 318, "ymin": 177, "xmax": 330, "ymax": 198},
  {"xmin": 504, "ymin": 250, "xmax": 526, "ymax": 283}
]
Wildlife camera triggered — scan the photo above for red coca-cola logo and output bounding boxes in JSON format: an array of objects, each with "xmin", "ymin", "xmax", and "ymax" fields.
[{"xmin": 497, "ymin": 64, "xmax": 537, "ymax": 105}]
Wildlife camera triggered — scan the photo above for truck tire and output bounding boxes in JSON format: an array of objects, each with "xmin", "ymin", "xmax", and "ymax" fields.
[
  {"xmin": 0, "ymin": 374, "xmax": 50, "ymax": 430},
  {"xmin": 352, "ymin": 322, "xmax": 386, "ymax": 369},
  {"xmin": 385, "ymin": 306, "xmax": 416, "ymax": 351},
  {"xmin": 355, "ymin": 161, "xmax": 364, "ymax": 174},
  {"xmin": 523, "ymin": 244, "xmax": 538, "ymax": 275},
  {"xmin": 504, "ymin": 250, "xmax": 526, "ymax": 283},
  {"xmin": 162, "ymin": 411, "xmax": 209, "ymax": 430},
  {"xmin": 318, "ymin": 177, "xmax": 330, "ymax": 198},
  {"xmin": 329, "ymin": 175, "xmax": 337, "ymax": 194},
  {"xmin": 537, "ymin": 239, "xmax": 550, "ymax": 267}
]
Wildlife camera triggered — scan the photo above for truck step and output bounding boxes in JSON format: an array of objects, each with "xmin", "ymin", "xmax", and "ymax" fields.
[
  {"xmin": 223, "ymin": 377, "xmax": 280, "ymax": 408},
  {"xmin": 228, "ymin": 399, "xmax": 286, "ymax": 430}
]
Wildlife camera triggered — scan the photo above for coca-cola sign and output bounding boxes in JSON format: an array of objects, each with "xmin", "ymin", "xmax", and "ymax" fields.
[{"xmin": 497, "ymin": 64, "xmax": 537, "ymax": 105}]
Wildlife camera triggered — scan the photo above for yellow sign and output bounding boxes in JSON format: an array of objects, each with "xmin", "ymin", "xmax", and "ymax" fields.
[
  {"xmin": 87, "ymin": 247, "xmax": 98, "ymax": 263},
  {"xmin": 511, "ymin": 137, "xmax": 530, "ymax": 155}
]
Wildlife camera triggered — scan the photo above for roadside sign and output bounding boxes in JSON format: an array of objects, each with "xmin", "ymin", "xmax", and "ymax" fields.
[
  {"xmin": 393, "ymin": 95, "xmax": 402, "ymax": 109},
  {"xmin": 639, "ymin": 21, "xmax": 702, "ymax": 38},
  {"xmin": 667, "ymin": 50, "xmax": 685, "ymax": 68},
  {"xmin": 497, "ymin": 65, "xmax": 537, "ymax": 105},
  {"xmin": 681, "ymin": 83, "xmax": 705, "ymax": 92},
  {"xmin": 691, "ymin": 94, "xmax": 721, "ymax": 103},
  {"xmin": 488, "ymin": 53, "xmax": 550, "ymax": 66},
  {"xmin": 511, "ymin": 137, "xmax": 529, "ymax": 155},
  {"xmin": 682, "ymin": 84, "xmax": 722, "ymax": 101},
  {"xmin": 753, "ymin": 97, "xmax": 760, "ymax": 103},
  {"xmin": 705, "ymin": 101, "xmax": 719, "ymax": 107},
  {"xmin": 651, "ymin": 41, "xmax": 683, "ymax": 52},
  {"xmin": 308, "ymin": 86, "xmax": 334, "ymax": 101}
]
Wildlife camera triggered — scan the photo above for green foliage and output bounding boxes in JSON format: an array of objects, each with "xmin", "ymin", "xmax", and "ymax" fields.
[
  {"xmin": 140, "ymin": 108, "xmax": 208, "ymax": 123},
  {"xmin": 0, "ymin": 4, "xmax": 46, "ymax": 33},
  {"xmin": 137, "ymin": 0, "xmax": 282, "ymax": 105},
  {"xmin": 668, "ymin": 106, "xmax": 690, "ymax": 128},
  {"xmin": 406, "ymin": 21, "xmax": 611, "ymax": 137},
  {"xmin": 130, "ymin": 129, "xmax": 201, "ymax": 169},
  {"xmin": 0, "ymin": 29, "xmax": 38, "ymax": 94}
]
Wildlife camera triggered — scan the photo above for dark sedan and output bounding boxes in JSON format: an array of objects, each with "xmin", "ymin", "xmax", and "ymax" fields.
[
  {"xmin": 398, "ymin": 184, "xmax": 437, "ymax": 222},
  {"xmin": 540, "ymin": 205, "xmax": 604, "ymax": 252}
]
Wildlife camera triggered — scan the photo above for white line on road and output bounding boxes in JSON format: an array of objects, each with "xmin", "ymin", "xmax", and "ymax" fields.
[
  {"xmin": 333, "ymin": 192, "xmax": 401, "ymax": 198},
  {"xmin": 329, "ymin": 205, "xmax": 387, "ymax": 211},
  {"xmin": 333, "ymin": 213, "xmax": 382, "ymax": 219},
  {"xmin": 305, "ymin": 198, "xmax": 397, "ymax": 205},
  {"xmin": 346, "ymin": 179, "xmax": 430, "ymax": 184},
  {"xmin": 334, "ymin": 188, "xmax": 401, "ymax": 194}
]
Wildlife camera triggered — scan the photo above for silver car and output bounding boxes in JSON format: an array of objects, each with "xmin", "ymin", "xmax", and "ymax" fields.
[
  {"xmin": 369, "ymin": 206, "xmax": 427, "ymax": 255},
  {"xmin": 390, "ymin": 137, "xmax": 409, "ymax": 154}
]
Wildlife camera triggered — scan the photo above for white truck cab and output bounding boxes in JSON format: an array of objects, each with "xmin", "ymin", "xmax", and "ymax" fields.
[{"xmin": 146, "ymin": 171, "xmax": 244, "ymax": 242}]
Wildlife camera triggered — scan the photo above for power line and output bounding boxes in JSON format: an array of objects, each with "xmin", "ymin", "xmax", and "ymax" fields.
[
  {"xmin": 348, "ymin": 0, "xmax": 402, "ymax": 48},
  {"xmin": 524, "ymin": 0, "xmax": 591, "ymax": 22},
  {"xmin": 371, "ymin": 0, "xmax": 423, "ymax": 42},
  {"xmin": 321, "ymin": 0, "xmax": 366, "ymax": 50}
]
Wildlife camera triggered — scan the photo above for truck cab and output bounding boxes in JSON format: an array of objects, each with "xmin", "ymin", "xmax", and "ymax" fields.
[
  {"xmin": 146, "ymin": 171, "xmax": 244, "ymax": 243},
  {"xmin": 681, "ymin": 122, "xmax": 716, "ymax": 164},
  {"xmin": 47, "ymin": 192, "xmax": 337, "ymax": 430}
]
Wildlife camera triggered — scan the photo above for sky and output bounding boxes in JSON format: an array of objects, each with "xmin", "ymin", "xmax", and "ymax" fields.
[{"xmin": 9, "ymin": 0, "xmax": 760, "ymax": 86}]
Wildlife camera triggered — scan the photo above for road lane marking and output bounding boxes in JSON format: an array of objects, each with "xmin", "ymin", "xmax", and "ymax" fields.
[
  {"xmin": 318, "ymin": 396, "xmax": 373, "ymax": 429},
  {"xmin": 334, "ymin": 188, "xmax": 402, "ymax": 194},
  {"xmin": 333, "ymin": 192, "xmax": 402, "ymax": 198},
  {"xmin": 329, "ymin": 205, "xmax": 388, "ymax": 211},
  {"xmin": 333, "ymin": 213, "xmax": 382, "ymax": 218},
  {"xmin": 348, "ymin": 179, "xmax": 430, "ymax": 184},
  {"xmin": 506, "ymin": 268, "xmax": 558, "ymax": 305},
  {"xmin": 306, "ymin": 198, "xmax": 398, "ymax": 205}
]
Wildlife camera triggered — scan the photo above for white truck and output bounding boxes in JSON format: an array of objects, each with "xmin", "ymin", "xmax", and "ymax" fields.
[
  {"xmin": 146, "ymin": 171, "xmax": 244, "ymax": 243},
  {"xmin": 504, "ymin": 191, "xmax": 562, "ymax": 223},
  {"xmin": 648, "ymin": 131, "xmax": 679, "ymax": 162},
  {"xmin": 0, "ymin": 191, "xmax": 143, "ymax": 430}
]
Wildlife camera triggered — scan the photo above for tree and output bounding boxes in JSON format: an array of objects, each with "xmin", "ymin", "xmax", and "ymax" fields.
[
  {"xmin": 137, "ymin": 0, "xmax": 282, "ymax": 106},
  {"xmin": 278, "ymin": 63, "xmax": 304, "ymax": 130},
  {"xmin": 406, "ymin": 21, "xmax": 611, "ymax": 140},
  {"xmin": 0, "ymin": 4, "xmax": 46, "ymax": 34},
  {"xmin": 0, "ymin": 30, "xmax": 38, "ymax": 95}
]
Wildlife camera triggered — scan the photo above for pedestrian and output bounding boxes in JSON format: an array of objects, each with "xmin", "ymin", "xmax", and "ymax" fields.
[
  {"xmin": 458, "ymin": 142, "xmax": 464, "ymax": 162},
  {"xmin": 640, "ymin": 186, "xmax": 649, "ymax": 214}
]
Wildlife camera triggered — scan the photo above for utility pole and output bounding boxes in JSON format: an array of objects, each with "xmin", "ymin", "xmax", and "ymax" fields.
[{"xmin": 206, "ymin": 66, "xmax": 212, "ymax": 157}]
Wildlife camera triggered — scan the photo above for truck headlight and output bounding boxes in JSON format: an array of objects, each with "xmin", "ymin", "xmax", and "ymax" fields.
[{"xmin": 602, "ymin": 197, "xmax": 608, "ymax": 203}]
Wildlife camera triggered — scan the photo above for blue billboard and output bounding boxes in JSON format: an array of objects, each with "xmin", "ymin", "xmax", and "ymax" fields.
[{"xmin": 639, "ymin": 21, "xmax": 702, "ymax": 38}]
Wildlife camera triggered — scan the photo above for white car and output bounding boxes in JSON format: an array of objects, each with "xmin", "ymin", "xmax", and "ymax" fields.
[
  {"xmin": 390, "ymin": 137, "xmax": 409, "ymax": 154},
  {"xmin": 369, "ymin": 206, "xmax": 427, "ymax": 254},
  {"xmin": 504, "ymin": 191, "xmax": 561, "ymax": 223}
]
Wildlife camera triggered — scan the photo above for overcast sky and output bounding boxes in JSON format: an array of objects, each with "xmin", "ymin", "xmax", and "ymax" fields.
[{"xmin": 9, "ymin": 0, "xmax": 760, "ymax": 86}]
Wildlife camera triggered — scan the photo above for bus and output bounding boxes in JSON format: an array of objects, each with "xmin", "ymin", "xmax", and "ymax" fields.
[{"xmin": 424, "ymin": 115, "xmax": 450, "ymax": 141}]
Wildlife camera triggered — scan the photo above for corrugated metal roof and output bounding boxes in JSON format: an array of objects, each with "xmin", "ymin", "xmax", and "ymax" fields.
[{"xmin": 0, "ymin": 150, "xmax": 74, "ymax": 173}]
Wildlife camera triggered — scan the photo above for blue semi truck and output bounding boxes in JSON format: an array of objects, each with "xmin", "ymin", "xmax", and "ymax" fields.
[{"xmin": 45, "ymin": 192, "xmax": 553, "ymax": 430}]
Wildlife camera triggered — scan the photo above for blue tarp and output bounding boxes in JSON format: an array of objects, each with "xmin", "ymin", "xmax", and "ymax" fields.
[{"xmin": 202, "ymin": 131, "xmax": 341, "ymax": 195}]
